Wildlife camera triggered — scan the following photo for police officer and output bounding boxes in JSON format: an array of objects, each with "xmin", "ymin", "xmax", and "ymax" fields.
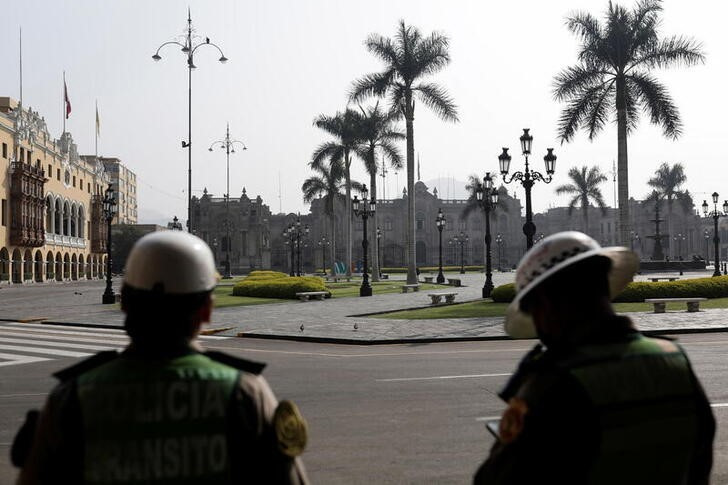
[
  {"xmin": 16, "ymin": 231, "xmax": 309, "ymax": 484},
  {"xmin": 474, "ymin": 231, "xmax": 714, "ymax": 484}
]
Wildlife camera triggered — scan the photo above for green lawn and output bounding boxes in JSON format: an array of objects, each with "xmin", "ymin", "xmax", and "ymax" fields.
[
  {"xmin": 373, "ymin": 297, "xmax": 728, "ymax": 320},
  {"xmin": 212, "ymin": 279, "xmax": 443, "ymax": 307}
]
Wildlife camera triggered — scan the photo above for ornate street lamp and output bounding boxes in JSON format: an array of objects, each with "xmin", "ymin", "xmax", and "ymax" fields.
[
  {"xmin": 152, "ymin": 8, "xmax": 227, "ymax": 233},
  {"xmin": 376, "ymin": 227, "xmax": 383, "ymax": 276},
  {"xmin": 284, "ymin": 216, "xmax": 309, "ymax": 277},
  {"xmin": 495, "ymin": 233, "xmax": 504, "ymax": 272},
  {"xmin": 209, "ymin": 124, "xmax": 247, "ymax": 279},
  {"xmin": 673, "ymin": 233, "xmax": 686, "ymax": 261},
  {"xmin": 449, "ymin": 232, "xmax": 468, "ymax": 274},
  {"xmin": 702, "ymin": 192, "xmax": 728, "ymax": 277},
  {"xmin": 353, "ymin": 184, "xmax": 376, "ymax": 297},
  {"xmin": 101, "ymin": 184, "xmax": 117, "ymax": 304},
  {"xmin": 169, "ymin": 216, "xmax": 183, "ymax": 231},
  {"xmin": 476, "ymin": 172, "xmax": 499, "ymax": 298},
  {"xmin": 283, "ymin": 227, "xmax": 296, "ymax": 276},
  {"xmin": 704, "ymin": 229, "xmax": 711, "ymax": 263},
  {"xmin": 500, "ymin": 129, "xmax": 556, "ymax": 249},
  {"xmin": 436, "ymin": 209, "xmax": 446, "ymax": 284},
  {"xmin": 318, "ymin": 236, "xmax": 331, "ymax": 275}
]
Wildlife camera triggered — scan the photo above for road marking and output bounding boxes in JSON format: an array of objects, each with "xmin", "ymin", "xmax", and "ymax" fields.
[
  {"xmin": 0, "ymin": 330, "xmax": 127, "ymax": 345},
  {"xmin": 0, "ymin": 393, "xmax": 47, "ymax": 398},
  {"xmin": 0, "ymin": 337, "xmax": 118, "ymax": 351},
  {"xmin": 0, "ymin": 323, "xmax": 228, "ymax": 340},
  {"xmin": 377, "ymin": 373, "xmax": 511, "ymax": 382},
  {"xmin": 2, "ymin": 322, "xmax": 125, "ymax": 333},
  {"xmin": 711, "ymin": 403, "xmax": 728, "ymax": 408},
  {"xmin": 0, "ymin": 352, "xmax": 50, "ymax": 368},
  {"xmin": 0, "ymin": 344, "xmax": 91, "ymax": 358}
]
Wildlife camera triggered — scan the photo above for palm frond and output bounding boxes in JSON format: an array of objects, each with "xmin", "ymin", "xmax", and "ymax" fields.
[
  {"xmin": 630, "ymin": 35, "xmax": 705, "ymax": 69},
  {"xmin": 310, "ymin": 142, "xmax": 343, "ymax": 170},
  {"xmin": 413, "ymin": 31, "xmax": 451, "ymax": 77},
  {"xmin": 379, "ymin": 140, "xmax": 403, "ymax": 169},
  {"xmin": 556, "ymin": 84, "xmax": 609, "ymax": 143},
  {"xmin": 565, "ymin": 10, "xmax": 602, "ymax": 42},
  {"xmin": 628, "ymin": 71, "xmax": 682, "ymax": 138},
  {"xmin": 414, "ymin": 82, "xmax": 459, "ymax": 122},
  {"xmin": 350, "ymin": 70, "xmax": 395, "ymax": 103},
  {"xmin": 364, "ymin": 33, "xmax": 400, "ymax": 66},
  {"xmin": 553, "ymin": 65, "xmax": 608, "ymax": 101}
]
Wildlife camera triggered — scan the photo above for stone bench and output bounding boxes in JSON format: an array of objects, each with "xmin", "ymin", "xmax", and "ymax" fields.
[
  {"xmin": 401, "ymin": 284, "xmax": 421, "ymax": 293},
  {"xmin": 423, "ymin": 276, "xmax": 434, "ymax": 283},
  {"xmin": 648, "ymin": 277, "xmax": 679, "ymax": 282},
  {"xmin": 644, "ymin": 297, "xmax": 706, "ymax": 313},
  {"xmin": 428, "ymin": 292, "xmax": 457, "ymax": 305},
  {"xmin": 325, "ymin": 276, "xmax": 352, "ymax": 283},
  {"xmin": 296, "ymin": 291, "xmax": 328, "ymax": 302},
  {"xmin": 447, "ymin": 278, "xmax": 462, "ymax": 287}
]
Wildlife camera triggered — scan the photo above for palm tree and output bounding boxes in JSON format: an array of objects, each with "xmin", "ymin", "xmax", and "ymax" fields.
[
  {"xmin": 553, "ymin": 0, "xmax": 704, "ymax": 246},
  {"xmin": 353, "ymin": 103, "xmax": 404, "ymax": 281},
  {"xmin": 350, "ymin": 20, "xmax": 459, "ymax": 284},
  {"xmin": 647, "ymin": 162, "xmax": 687, "ymax": 258},
  {"xmin": 302, "ymin": 160, "xmax": 347, "ymax": 276},
  {"xmin": 311, "ymin": 109, "xmax": 364, "ymax": 276},
  {"xmin": 555, "ymin": 166, "xmax": 609, "ymax": 235}
]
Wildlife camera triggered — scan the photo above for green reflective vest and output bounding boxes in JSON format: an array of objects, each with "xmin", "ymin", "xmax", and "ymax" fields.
[
  {"xmin": 562, "ymin": 335, "xmax": 699, "ymax": 484},
  {"xmin": 77, "ymin": 353, "xmax": 239, "ymax": 485}
]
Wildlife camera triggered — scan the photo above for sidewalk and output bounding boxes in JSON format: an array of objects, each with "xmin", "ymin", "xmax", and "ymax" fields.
[{"xmin": 1, "ymin": 273, "xmax": 727, "ymax": 343}]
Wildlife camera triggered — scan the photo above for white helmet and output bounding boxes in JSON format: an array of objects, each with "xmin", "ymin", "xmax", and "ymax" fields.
[
  {"xmin": 123, "ymin": 231, "xmax": 218, "ymax": 294},
  {"xmin": 505, "ymin": 231, "xmax": 639, "ymax": 339}
]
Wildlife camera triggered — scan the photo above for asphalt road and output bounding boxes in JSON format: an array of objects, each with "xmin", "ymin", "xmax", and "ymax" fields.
[{"xmin": 1, "ymin": 332, "xmax": 727, "ymax": 484}]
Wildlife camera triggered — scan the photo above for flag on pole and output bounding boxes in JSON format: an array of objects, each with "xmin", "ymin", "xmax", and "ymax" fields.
[
  {"xmin": 95, "ymin": 102, "xmax": 100, "ymax": 136},
  {"xmin": 64, "ymin": 78, "xmax": 71, "ymax": 119}
]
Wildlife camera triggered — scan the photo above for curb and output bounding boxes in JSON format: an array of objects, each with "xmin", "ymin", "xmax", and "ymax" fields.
[{"xmin": 236, "ymin": 332, "xmax": 513, "ymax": 345}]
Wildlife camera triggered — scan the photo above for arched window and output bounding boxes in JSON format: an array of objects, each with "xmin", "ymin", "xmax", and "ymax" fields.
[
  {"xmin": 78, "ymin": 206, "xmax": 85, "ymax": 238},
  {"xmin": 70, "ymin": 203, "xmax": 77, "ymax": 237},
  {"xmin": 54, "ymin": 199, "xmax": 62, "ymax": 235},
  {"xmin": 63, "ymin": 201, "xmax": 70, "ymax": 236}
]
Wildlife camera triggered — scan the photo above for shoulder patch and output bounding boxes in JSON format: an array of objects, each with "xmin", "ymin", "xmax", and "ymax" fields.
[
  {"xmin": 499, "ymin": 397, "xmax": 529, "ymax": 444},
  {"xmin": 204, "ymin": 351, "xmax": 266, "ymax": 375},
  {"xmin": 273, "ymin": 400, "xmax": 308, "ymax": 457},
  {"xmin": 53, "ymin": 350, "xmax": 119, "ymax": 382}
]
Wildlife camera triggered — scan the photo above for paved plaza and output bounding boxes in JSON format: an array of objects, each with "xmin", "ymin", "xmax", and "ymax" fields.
[{"xmin": 1, "ymin": 270, "xmax": 727, "ymax": 343}]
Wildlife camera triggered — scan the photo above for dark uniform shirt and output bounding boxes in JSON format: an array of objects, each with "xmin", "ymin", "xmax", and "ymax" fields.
[
  {"xmin": 17, "ymin": 346, "xmax": 308, "ymax": 485},
  {"xmin": 474, "ymin": 318, "xmax": 715, "ymax": 485}
]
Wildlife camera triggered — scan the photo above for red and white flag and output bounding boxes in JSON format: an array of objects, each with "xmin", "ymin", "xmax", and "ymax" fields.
[{"xmin": 64, "ymin": 78, "xmax": 71, "ymax": 119}]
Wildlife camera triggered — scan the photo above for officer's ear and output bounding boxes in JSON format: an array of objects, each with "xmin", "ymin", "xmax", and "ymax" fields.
[{"xmin": 196, "ymin": 293, "xmax": 213, "ymax": 325}]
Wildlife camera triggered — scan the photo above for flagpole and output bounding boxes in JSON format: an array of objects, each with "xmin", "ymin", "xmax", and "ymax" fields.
[{"xmin": 62, "ymin": 71, "xmax": 66, "ymax": 134}]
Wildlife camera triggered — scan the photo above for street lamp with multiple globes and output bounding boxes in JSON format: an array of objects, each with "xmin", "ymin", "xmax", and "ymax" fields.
[
  {"xmin": 101, "ymin": 184, "xmax": 117, "ymax": 304},
  {"xmin": 495, "ymin": 233, "xmax": 504, "ymax": 272},
  {"xmin": 353, "ymin": 185, "xmax": 376, "ymax": 297},
  {"xmin": 673, "ymin": 233, "xmax": 686, "ymax": 261},
  {"xmin": 209, "ymin": 123, "xmax": 247, "ymax": 279},
  {"xmin": 318, "ymin": 236, "xmax": 331, "ymax": 275},
  {"xmin": 476, "ymin": 172, "xmax": 499, "ymax": 298},
  {"xmin": 376, "ymin": 227, "xmax": 383, "ymax": 277},
  {"xmin": 702, "ymin": 192, "xmax": 728, "ymax": 277},
  {"xmin": 168, "ymin": 216, "xmax": 184, "ymax": 231},
  {"xmin": 284, "ymin": 217, "xmax": 309, "ymax": 277},
  {"xmin": 500, "ymin": 129, "xmax": 556, "ymax": 250},
  {"xmin": 436, "ymin": 209, "xmax": 446, "ymax": 284},
  {"xmin": 449, "ymin": 232, "xmax": 468, "ymax": 274},
  {"xmin": 283, "ymin": 227, "xmax": 296, "ymax": 276},
  {"xmin": 152, "ymin": 8, "xmax": 228, "ymax": 232},
  {"xmin": 704, "ymin": 229, "xmax": 711, "ymax": 263}
]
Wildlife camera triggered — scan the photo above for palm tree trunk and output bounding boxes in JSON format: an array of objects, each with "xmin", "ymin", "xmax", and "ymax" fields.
[
  {"xmin": 616, "ymin": 78, "xmax": 630, "ymax": 247},
  {"xmin": 329, "ymin": 197, "xmax": 336, "ymax": 277},
  {"xmin": 667, "ymin": 197, "xmax": 673, "ymax": 260},
  {"xmin": 583, "ymin": 200, "xmax": 589, "ymax": 235},
  {"xmin": 370, "ymin": 171, "xmax": 380, "ymax": 282},
  {"xmin": 405, "ymin": 95, "xmax": 417, "ymax": 285},
  {"xmin": 344, "ymin": 152, "xmax": 352, "ymax": 277}
]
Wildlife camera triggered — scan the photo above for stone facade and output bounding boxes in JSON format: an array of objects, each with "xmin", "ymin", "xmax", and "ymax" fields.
[
  {"xmin": 189, "ymin": 187, "xmax": 272, "ymax": 274},
  {"xmin": 0, "ymin": 97, "xmax": 112, "ymax": 284}
]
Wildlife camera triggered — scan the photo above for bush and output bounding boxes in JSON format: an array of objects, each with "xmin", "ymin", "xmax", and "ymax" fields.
[
  {"xmin": 614, "ymin": 275, "xmax": 728, "ymax": 302},
  {"xmin": 491, "ymin": 283, "xmax": 516, "ymax": 303},
  {"xmin": 232, "ymin": 274, "xmax": 327, "ymax": 299},
  {"xmin": 490, "ymin": 276, "xmax": 728, "ymax": 304},
  {"xmin": 244, "ymin": 270, "xmax": 289, "ymax": 281}
]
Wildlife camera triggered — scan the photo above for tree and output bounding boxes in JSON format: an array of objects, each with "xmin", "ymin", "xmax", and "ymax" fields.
[
  {"xmin": 647, "ymin": 162, "xmax": 687, "ymax": 258},
  {"xmin": 553, "ymin": 0, "xmax": 704, "ymax": 246},
  {"xmin": 555, "ymin": 166, "xmax": 609, "ymax": 235},
  {"xmin": 353, "ymin": 102, "xmax": 404, "ymax": 281},
  {"xmin": 302, "ymin": 160, "xmax": 347, "ymax": 276},
  {"xmin": 311, "ymin": 109, "xmax": 364, "ymax": 276},
  {"xmin": 350, "ymin": 20, "xmax": 459, "ymax": 284}
]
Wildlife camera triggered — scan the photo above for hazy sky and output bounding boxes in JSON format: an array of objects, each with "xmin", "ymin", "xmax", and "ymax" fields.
[{"xmin": 2, "ymin": 0, "xmax": 725, "ymax": 224}]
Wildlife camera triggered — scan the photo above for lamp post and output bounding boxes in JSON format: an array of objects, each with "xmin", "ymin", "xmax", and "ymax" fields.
[
  {"xmin": 673, "ymin": 233, "xmax": 686, "ymax": 261},
  {"xmin": 476, "ymin": 172, "xmax": 498, "ymax": 298},
  {"xmin": 495, "ymin": 233, "xmax": 504, "ymax": 272},
  {"xmin": 209, "ymin": 124, "xmax": 246, "ymax": 278},
  {"xmin": 702, "ymin": 193, "xmax": 728, "ymax": 277},
  {"xmin": 101, "ymin": 184, "xmax": 117, "ymax": 304},
  {"xmin": 704, "ymin": 229, "xmax": 711, "ymax": 264},
  {"xmin": 318, "ymin": 236, "xmax": 331, "ymax": 275},
  {"xmin": 152, "ymin": 9, "xmax": 227, "ymax": 233},
  {"xmin": 168, "ymin": 216, "xmax": 183, "ymax": 231},
  {"xmin": 296, "ymin": 221, "xmax": 309, "ymax": 277},
  {"xmin": 500, "ymin": 129, "xmax": 556, "ymax": 250},
  {"xmin": 283, "ymin": 227, "xmax": 295, "ymax": 276},
  {"xmin": 376, "ymin": 227, "xmax": 383, "ymax": 277},
  {"xmin": 450, "ymin": 232, "xmax": 468, "ymax": 274},
  {"xmin": 353, "ymin": 184, "xmax": 376, "ymax": 297},
  {"xmin": 436, "ymin": 209, "xmax": 446, "ymax": 284}
]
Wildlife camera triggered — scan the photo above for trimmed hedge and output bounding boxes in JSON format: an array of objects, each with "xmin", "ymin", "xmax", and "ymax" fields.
[
  {"xmin": 490, "ymin": 276, "xmax": 728, "ymax": 304},
  {"xmin": 614, "ymin": 275, "xmax": 728, "ymax": 302},
  {"xmin": 491, "ymin": 283, "xmax": 516, "ymax": 303},
  {"xmin": 232, "ymin": 274, "xmax": 327, "ymax": 299},
  {"xmin": 244, "ymin": 270, "xmax": 289, "ymax": 281}
]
